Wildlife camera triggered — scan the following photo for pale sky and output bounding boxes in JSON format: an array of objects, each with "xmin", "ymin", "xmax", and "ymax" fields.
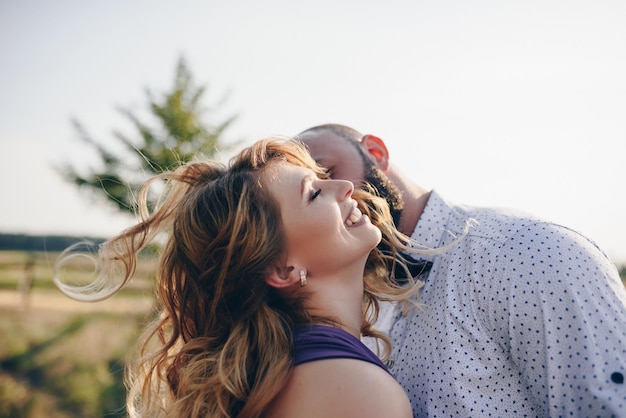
[{"xmin": 1, "ymin": 0, "xmax": 625, "ymax": 264}]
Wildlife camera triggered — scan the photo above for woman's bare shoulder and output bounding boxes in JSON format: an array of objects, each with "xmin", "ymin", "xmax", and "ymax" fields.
[{"xmin": 263, "ymin": 358, "xmax": 412, "ymax": 418}]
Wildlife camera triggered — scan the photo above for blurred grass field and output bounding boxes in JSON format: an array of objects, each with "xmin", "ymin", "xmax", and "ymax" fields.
[
  {"xmin": 0, "ymin": 251, "xmax": 155, "ymax": 418},
  {"xmin": 0, "ymin": 251, "xmax": 624, "ymax": 418}
]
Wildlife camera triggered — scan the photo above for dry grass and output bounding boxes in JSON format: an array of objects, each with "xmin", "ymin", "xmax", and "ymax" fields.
[
  {"xmin": 0, "ymin": 251, "xmax": 154, "ymax": 418},
  {"xmin": 0, "ymin": 306, "xmax": 146, "ymax": 418}
]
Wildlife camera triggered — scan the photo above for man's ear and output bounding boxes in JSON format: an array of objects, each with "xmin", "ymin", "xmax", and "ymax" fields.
[
  {"xmin": 265, "ymin": 265, "xmax": 302, "ymax": 289},
  {"xmin": 362, "ymin": 134, "xmax": 389, "ymax": 171}
]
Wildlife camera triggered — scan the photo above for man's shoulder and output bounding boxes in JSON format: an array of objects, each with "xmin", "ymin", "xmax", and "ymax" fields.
[
  {"xmin": 464, "ymin": 205, "xmax": 542, "ymax": 235},
  {"xmin": 417, "ymin": 191, "xmax": 607, "ymax": 263},
  {"xmin": 436, "ymin": 193, "xmax": 600, "ymax": 256},
  {"xmin": 459, "ymin": 204, "xmax": 611, "ymax": 268},
  {"xmin": 440, "ymin": 194, "xmax": 548, "ymax": 243}
]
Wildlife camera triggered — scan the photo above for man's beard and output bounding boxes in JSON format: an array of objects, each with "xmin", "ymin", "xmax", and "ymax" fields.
[
  {"xmin": 363, "ymin": 163, "xmax": 404, "ymax": 227},
  {"xmin": 363, "ymin": 160, "xmax": 432, "ymax": 284}
]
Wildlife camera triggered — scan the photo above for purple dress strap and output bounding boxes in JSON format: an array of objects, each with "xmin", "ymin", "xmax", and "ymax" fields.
[{"xmin": 292, "ymin": 325, "xmax": 390, "ymax": 374}]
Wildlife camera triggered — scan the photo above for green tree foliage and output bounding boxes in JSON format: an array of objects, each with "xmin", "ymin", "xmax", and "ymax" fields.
[{"xmin": 58, "ymin": 57, "xmax": 238, "ymax": 214}]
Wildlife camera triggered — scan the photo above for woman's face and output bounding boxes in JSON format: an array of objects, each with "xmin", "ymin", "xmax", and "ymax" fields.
[{"xmin": 261, "ymin": 161, "xmax": 382, "ymax": 277}]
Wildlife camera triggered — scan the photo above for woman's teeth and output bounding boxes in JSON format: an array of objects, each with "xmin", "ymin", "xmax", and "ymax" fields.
[{"xmin": 345, "ymin": 208, "xmax": 363, "ymax": 226}]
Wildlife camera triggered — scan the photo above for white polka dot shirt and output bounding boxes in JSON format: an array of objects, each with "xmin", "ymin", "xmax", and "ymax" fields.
[{"xmin": 376, "ymin": 191, "xmax": 626, "ymax": 417}]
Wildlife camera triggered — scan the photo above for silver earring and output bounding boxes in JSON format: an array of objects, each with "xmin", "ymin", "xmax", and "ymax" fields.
[{"xmin": 300, "ymin": 270, "xmax": 307, "ymax": 287}]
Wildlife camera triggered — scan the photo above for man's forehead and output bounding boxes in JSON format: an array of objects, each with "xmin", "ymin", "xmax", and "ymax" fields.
[
  {"xmin": 300, "ymin": 132, "xmax": 354, "ymax": 158},
  {"xmin": 297, "ymin": 134, "xmax": 366, "ymax": 184}
]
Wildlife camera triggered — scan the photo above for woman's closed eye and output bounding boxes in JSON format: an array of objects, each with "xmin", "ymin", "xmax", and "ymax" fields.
[{"xmin": 310, "ymin": 189, "xmax": 321, "ymax": 201}]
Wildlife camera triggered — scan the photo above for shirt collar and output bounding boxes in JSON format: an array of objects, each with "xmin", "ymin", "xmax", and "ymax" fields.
[{"xmin": 408, "ymin": 190, "xmax": 453, "ymax": 262}]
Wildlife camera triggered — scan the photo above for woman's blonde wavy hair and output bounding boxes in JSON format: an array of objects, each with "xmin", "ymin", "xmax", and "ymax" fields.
[{"xmin": 54, "ymin": 137, "xmax": 422, "ymax": 418}]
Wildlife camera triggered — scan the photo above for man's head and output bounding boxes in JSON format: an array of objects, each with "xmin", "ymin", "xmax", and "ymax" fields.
[{"xmin": 297, "ymin": 124, "xmax": 404, "ymax": 227}]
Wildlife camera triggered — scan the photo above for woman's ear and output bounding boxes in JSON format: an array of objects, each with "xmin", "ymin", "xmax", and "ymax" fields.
[
  {"xmin": 265, "ymin": 265, "xmax": 303, "ymax": 289},
  {"xmin": 362, "ymin": 134, "xmax": 389, "ymax": 171}
]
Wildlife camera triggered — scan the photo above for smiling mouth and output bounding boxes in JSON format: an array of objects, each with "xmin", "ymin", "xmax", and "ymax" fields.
[{"xmin": 345, "ymin": 206, "xmax": 364, "ymax": 227}]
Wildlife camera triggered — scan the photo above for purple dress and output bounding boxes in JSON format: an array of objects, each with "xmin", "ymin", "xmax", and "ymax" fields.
[{"xmin": 292, "ymin": 325, "xmax": 390, "ymax": 373}]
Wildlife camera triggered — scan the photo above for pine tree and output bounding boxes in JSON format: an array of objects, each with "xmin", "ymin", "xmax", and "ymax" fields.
[{"xmin": 58, "ymin": 56, "xmax": 238, "ymax": 214}]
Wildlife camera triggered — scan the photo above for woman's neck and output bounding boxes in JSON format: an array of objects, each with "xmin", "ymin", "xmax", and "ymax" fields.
[{"xmin": 303, "ymin": 269, "xmax": 365, "ymax": 338}]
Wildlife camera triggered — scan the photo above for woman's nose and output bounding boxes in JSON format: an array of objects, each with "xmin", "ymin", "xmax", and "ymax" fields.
[{"xmin": 335, "ymin": 179, "xmax": 354, "ymax": 200}]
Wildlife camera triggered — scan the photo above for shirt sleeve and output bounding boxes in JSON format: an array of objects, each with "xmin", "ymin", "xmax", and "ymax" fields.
[{"xmin": 483, "ymin": 222, "xmax": 626, "ymax": 417}]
